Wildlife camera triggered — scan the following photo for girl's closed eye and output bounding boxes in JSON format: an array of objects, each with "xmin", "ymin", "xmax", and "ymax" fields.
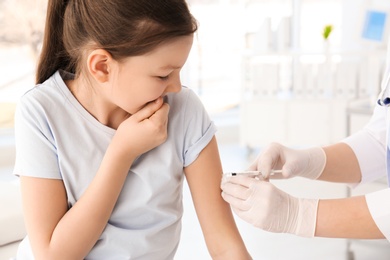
[{"xmin": 158, "ymin": 75, "xmax": 170, "ymax": 81}]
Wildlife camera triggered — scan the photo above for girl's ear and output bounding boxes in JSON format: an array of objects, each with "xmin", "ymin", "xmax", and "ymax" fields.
[{"xmin": 87, "ymin": 49, "xmax": 113, "ymax": 83}]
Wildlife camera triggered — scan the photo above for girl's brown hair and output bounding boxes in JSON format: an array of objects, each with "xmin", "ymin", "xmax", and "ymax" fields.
[{"xmin": 36, "ymin": 0, "xmax": 198, "ymax": 84}]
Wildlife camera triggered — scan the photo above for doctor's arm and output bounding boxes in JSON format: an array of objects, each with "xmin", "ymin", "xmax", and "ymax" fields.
[
  {"xmin": 316, "ymin": 196, "xmax": 384, "ymax": 239},
  {"xmin": 317, "ymin": 120, "xmax": 387, "ymax": 238},
  {"xmin": 319, "ymin": 103, "xmax": 387, "ymax": 184},
  {"xmin": 315, "ymin": 103, "xmax": 387, "ymax": 238},
  {"xmin": 257, "ymin": 105, "xmax": 387, "ymax": 185},
  {"xmin": 317, "ymin": 142, "xmax": 362, "ymax": 183},
  {"xmin": 184, "ymin": 136, "xmax": 252, "ymax": 260}
]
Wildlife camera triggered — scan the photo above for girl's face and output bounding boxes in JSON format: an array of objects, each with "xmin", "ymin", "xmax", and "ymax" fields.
[{"xmin": 107, "ymin": 35, "xmax": 194, "ymax": 115}]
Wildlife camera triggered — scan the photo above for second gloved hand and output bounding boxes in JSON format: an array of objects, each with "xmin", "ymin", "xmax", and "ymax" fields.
[
  {"xmin": 221, "ymin": 176, "xmax": 318, "ymax": 237},
  {"xmin": 250, "ymin": 142, "xmax": 326, "ymax": 179}
]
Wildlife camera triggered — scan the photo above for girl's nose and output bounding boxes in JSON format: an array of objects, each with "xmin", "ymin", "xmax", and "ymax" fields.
[{"xmin": 165, "ymin": 75, "xmax": 182, "ymax": 94}]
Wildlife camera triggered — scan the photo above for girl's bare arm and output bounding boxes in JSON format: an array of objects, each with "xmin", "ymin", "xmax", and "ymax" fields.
[{"xmin": 184, "ymin": 136, "xmax": 252, "ymax": 260}]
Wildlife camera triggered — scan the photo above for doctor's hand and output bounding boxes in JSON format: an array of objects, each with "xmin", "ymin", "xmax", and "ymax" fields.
[
  {"xmin": 250, "ymin": 142, "xmax": 326, "ymax": 180},
  {"xmin": 221, "ymin": 176, "xmax": 318, "ymax": 237}
]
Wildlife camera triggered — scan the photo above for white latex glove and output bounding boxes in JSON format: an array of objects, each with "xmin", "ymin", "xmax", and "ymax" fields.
[
  {"xmin": 221, "ymin": 176, "xmax": 319, "ymax": 237},
  {"xmin": 250, "ymin": 142, "xmax": 326, "ymax": 179}
]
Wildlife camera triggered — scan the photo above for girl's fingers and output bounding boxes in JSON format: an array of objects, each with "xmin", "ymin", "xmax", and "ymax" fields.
[{"xmin": 132, "ymin": 97, "xmax": 164, "ymax": 122}]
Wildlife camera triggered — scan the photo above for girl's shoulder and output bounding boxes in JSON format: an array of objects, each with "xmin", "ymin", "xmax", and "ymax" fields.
[
  {"xmin": 16, "ymin": 71, "xmax": 72, "ymax": 128},
  {"xmin": 20, "ymin": 71, "xmax": 66, "ymax": 105},
  {"xmin": 165, "ymin": 86, "xmax": 203, "ymax": 111}
]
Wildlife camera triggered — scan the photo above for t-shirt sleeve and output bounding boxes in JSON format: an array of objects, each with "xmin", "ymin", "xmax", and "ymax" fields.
[
  {"xmin": 181, "ymin": 90, "xmax": 217, "ymax": 167},
  {"xmin": 342, "ymin": 103, "xmax": 387, "ymax": 185},
  {"xmin": 13, "ymin": 95, "xmax": 62, "ymax": 179}
]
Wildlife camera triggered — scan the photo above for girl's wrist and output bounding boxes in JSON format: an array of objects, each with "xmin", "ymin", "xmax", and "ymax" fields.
[{"xmin": 105, "ymin": 137, "xmax": 136, "ymax": 167}]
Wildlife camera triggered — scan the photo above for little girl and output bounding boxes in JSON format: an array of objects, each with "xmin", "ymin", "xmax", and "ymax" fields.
[{"xmin": 13, "ymin": 0, "xmax": 252, "ymax": 259}]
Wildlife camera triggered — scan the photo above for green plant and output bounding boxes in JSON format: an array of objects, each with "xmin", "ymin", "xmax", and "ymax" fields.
[{"xmin": 322, "ymin": 25, "xmax": 333, "ymax": 40}]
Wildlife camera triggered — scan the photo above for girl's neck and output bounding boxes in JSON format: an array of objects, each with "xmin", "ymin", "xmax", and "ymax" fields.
[{"xmin": 65, "ymin": 77, "xmax": 130, "ymax": 130}]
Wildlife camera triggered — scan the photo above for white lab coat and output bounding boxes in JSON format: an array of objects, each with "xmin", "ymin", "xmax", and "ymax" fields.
[{"xmin": 342, "ymin": 51, "xmax": 390, "ymax": 241}]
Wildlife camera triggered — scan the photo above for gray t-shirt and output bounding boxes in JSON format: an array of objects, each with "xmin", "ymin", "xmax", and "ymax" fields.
[{"xmin": 13, "ymin": 70, "xmax": 216, "ymax": 259}]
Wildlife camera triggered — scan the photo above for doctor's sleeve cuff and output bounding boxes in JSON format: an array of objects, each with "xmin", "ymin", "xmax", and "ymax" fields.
[
  {"xmin": 365, "ymin": 188, "xmax": 390, "ymax": 241},
  {"xmin": 342, "ymin": 129, "xmax": 386, "ymax": 187}
]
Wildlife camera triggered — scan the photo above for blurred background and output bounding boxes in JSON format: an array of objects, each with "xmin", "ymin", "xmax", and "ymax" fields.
[{"xmin": 1, "ymin": 0, "xmax": 390, "ymax": 259}]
